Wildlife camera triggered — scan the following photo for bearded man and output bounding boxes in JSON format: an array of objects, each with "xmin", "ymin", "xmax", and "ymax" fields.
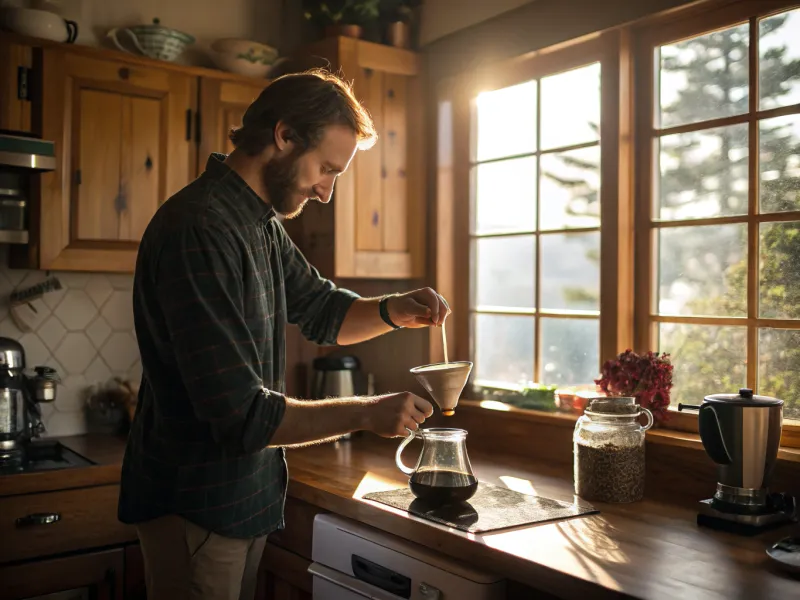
[{"xmin": 119, "ymin": 69, "xmax": 447, "ymax": 600}]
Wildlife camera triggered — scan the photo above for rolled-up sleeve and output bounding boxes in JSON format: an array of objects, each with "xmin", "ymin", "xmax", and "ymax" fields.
[
  {"xmin": 155, "ymin": 223, "xmax": 286, "ymax": 455},
  {"xmin": 277, "ymin": 222, "xmax": 360, "ymax": 345}
]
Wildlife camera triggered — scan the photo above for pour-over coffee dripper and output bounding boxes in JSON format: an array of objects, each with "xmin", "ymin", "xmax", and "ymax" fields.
[{"xmin": 410, "ymin": 361, "xmax": 472, "ymax": 417}]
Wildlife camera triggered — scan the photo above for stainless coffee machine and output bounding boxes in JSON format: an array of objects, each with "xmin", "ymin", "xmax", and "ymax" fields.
[
  {"xmin": 679, "ymin": 388, "xmax": 795, "ymax": 534},
  {"xmin": 0, "ymin": 337, "xmax": 59, "ymax": 469}
]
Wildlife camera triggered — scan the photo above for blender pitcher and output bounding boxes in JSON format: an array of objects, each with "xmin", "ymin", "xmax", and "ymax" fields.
[{"xmin": 395, "ymin": 428, "xmax": 478, "ymax": 505}]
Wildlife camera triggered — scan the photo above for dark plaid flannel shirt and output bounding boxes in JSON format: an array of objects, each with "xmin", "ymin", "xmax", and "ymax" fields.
[{"xmin": 118, "ymin": 154, "xmax": 359, "ymax": 538}]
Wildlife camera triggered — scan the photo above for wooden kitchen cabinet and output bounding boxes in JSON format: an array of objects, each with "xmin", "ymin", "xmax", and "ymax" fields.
[
  {"xmin": 258, "ymin": 543, "xmax": 313, "ymax": 600},
  {"xmin": 0, "ymin": 39, "xmax": 34, "ymax": 133},
  {"xmin": 11, "ymin": 47, "xmax": 197, "ymax": 272},
  {"xmin": 0, "ymin": 548, "xmax": 124, "ymax": 600},
  {"xmin": 198, "ymin": 77, "xmax": 268, "ymax": 162},
  {"xmin": 284, "ymin": 37, "xmax": 426, "ymax": 280}
]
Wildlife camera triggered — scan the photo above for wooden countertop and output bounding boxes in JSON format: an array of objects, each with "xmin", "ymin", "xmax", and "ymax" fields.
[
  {"xmin": 285, "ymin": 437, "xmax": 800, "ymax": 600},
  {"xmin": 0, "ymin": 435, "xmax": 126, "ymax": 497},
  {"xmin": 3, "ymin": 434, "xmax": 798, "ymax": 599}
]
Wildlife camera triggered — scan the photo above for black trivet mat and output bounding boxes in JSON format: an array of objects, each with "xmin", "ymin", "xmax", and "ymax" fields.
[{"xmin": 363, "ymin": 481, "xmax": 598, "ymax": 533}]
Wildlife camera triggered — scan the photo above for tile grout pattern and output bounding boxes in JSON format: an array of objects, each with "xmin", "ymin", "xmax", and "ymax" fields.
[{"xmin": 0, "ymin": 247, "xmax": 141, "ymax": 437}]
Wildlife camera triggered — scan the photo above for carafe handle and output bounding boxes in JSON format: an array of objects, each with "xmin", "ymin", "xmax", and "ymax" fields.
[{"xmin": 395, "ymin": 428, "xmax": 416, "ymax": 476}]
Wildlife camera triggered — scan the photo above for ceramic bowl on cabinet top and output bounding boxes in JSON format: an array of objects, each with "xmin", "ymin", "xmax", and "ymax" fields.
[
  {"xmin": 210, "ymin": 38, "xmax": 280, "ymax": 78},
  {"xmin": 107, "ymin": 18, "xmax": 194, "ymax": 62}
]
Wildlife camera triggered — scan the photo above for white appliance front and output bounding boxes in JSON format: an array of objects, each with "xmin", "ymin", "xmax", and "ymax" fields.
[{"xmin": 310, "ymin": 513, "xmax": 506, "ymax": 599}]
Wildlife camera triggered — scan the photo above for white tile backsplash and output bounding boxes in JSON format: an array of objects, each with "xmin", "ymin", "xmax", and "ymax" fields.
[
  {"xmin": 0, "ymin": 247, "xmax": 139, "ymax": 437},
  {"xmin": 102, "ymin": 291, "xmax": 135, "ymax": 330},
  {"xmin": 55, "ymin": 332, "xmax": 96, "ymax": 375},
  {"xmin": 54, "ymin": 289, "xmax": 95, "ymax": 330}
]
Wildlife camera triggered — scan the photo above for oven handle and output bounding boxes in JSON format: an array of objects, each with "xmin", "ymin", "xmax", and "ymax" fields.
[
  {"xmin": 16, "ymin": 512, "xmax": 61, "ymax": 527},
  {"xmin": 308, "ymin": 562, "xmax": 399, "ymax": 599}
]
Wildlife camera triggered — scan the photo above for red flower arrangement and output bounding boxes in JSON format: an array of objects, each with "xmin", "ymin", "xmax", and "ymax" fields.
[{"xmin": 595, "ymin": 350, "xmax": 674, "ymax": 424}]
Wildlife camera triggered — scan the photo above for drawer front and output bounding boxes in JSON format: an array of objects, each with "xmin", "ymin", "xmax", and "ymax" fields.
[{"xmin": 0, "ymin": 484, "xmax": 136, "ymax": 564}]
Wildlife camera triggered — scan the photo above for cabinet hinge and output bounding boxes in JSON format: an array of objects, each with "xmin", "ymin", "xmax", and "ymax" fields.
[{"xmin": 17, "ymin": 66, "xmax": 31, "ymax": 101}]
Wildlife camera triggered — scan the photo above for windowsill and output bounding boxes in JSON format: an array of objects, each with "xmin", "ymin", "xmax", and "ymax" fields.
[{"xmin": 459, "ymin": 399, "xmax": 800, "ymax": 463}]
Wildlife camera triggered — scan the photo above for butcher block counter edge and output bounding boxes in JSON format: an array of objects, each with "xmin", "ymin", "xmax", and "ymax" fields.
[
  {"xmin": 0, "ymin": 435, "xmax": 125, "ymax": 497},
  {"xmin": 2, "ymin": 434, "xmax": 798, "ymax": 600}
]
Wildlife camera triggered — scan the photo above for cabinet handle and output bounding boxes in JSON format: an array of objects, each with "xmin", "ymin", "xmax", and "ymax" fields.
[
  {"xmin": 17, "ymin": 66, "xmax": 30, "ymax": 101},
  {"xmin": 16, "ymin": 512, "xmax": 61, "ymax": 527},
  {"xmin": 186, "ymin": 109, "xmax": 192, "ymax": 141}
]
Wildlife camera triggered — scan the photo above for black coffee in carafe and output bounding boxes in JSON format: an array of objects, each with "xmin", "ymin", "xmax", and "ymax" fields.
[{"xmin": 409, "ymin": 469, "xmax": 478, "ymax": 505}]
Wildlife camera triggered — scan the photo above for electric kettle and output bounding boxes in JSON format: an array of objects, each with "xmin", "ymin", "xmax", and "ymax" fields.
[
  {"xmin": 311, "ymin": 355, "xmax": 361, "ymax": 399},
  {"xmin": 679, "ymin": 388, "xmax": 783, "ymax": 508}
]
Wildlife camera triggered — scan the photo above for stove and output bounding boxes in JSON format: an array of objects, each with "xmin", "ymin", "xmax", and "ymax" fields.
[
  {"xmin": 0, "ymin": 439, "xmax": 93, "ymax": 475},
  {"xmin": 697, "ymin": 492, "xmax": 797, "ymax": 536}
]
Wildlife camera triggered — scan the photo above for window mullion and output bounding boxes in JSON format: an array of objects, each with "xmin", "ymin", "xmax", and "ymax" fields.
[
  {"xmin": 534, "ymin": 77, "xmax": 543, "ymax": 384},
  {"xmin": 747, "ymin": 15, "xmax": 759, "ymax": 391}
]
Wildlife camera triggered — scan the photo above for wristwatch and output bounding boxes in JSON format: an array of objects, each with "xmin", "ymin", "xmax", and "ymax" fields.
[{"xmin": 379, "ymin": 295, "xmax": 402, "ymax": 330}]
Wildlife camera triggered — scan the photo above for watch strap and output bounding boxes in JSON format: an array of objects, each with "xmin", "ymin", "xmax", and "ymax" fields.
[{"xmin": 379, "ymin": 295, "xmax": 402, "ymax": 330}]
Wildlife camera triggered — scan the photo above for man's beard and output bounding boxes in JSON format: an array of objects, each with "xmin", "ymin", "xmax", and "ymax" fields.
[{"xmin": 261, "ymin": 151, "xmax": 314, "ymax": 219}]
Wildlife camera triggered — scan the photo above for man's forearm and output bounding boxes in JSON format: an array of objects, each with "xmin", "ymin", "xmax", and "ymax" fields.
[
  {"xmin": 336, "ymin": 298, "xmax": 392, "ymax": 345},
  {"xmin": 267, "ymin": 396, "xmax": 374, "ymax": 447}
]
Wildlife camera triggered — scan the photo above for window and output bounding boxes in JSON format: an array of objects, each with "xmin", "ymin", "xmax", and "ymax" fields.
[
  {"xmin": 463, "ymin": 42, "xmax": 613, "ymax": 392},
  {"xmin": 637, "ymin": 4, "xmax": 800, "ymax": 420}
]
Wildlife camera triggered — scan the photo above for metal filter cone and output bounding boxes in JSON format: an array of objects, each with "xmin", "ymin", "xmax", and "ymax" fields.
[{"xmin": 410, "ymin": 361, "xmax": 473, "ymax": 416}]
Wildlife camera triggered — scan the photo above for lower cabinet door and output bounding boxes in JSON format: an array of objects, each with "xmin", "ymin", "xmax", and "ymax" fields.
[{"xmin": 0, "ymin": 548, "xmax": 124, "ymax": 600}]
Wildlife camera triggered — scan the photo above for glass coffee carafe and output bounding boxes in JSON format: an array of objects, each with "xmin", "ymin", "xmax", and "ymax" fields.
[{"xmin": 395, "ymin": 428, "xmax": 478, "ymax": 506}]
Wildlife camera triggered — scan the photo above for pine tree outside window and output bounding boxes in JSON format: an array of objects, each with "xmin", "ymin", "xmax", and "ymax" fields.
[{"xmin": 635, "ymin": 2, "xmax": 800, "ymax": 422}]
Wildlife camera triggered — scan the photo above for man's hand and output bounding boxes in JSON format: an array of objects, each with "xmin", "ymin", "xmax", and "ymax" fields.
[
  {"xmin": 387, "ymin": 287, "xmax": 450, "ymax": 328},
  {"xmin": 365, "ymin": 392, "xmax": 434, "ymax": 438}
]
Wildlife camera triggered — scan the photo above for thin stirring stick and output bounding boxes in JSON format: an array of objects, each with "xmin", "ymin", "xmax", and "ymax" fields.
[{"xmin": 442, "ymin": 319, "xmax": 449, "ymax": 364}]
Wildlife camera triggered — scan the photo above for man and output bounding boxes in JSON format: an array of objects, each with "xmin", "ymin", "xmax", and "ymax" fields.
[{"xmin": 118, "ymin": 69, "xmax": 447, "ymax": 600}]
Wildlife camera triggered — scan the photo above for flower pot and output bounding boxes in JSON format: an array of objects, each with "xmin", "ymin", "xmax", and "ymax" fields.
[
  {"xmin": 325, "ymin": 24, "xmax": 363, "ymax": 39},
  {"xmin": 386, "ymin": 21, "xmax": 409, "ymax": 48}
]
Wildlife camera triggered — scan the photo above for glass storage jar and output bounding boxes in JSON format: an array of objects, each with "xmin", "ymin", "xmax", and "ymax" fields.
[{"xmin": 573, "ymin": 397, "xmax": 654, "ymax": 503}]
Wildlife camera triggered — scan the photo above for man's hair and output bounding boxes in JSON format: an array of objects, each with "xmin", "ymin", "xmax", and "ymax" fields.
[{"xmin": 229, "ymin": 68, "xmax": 377, "ymax": 156}]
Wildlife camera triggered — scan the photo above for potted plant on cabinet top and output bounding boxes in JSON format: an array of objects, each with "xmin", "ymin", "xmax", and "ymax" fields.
[
  {"xmin": 380, "ymin": 0, "xmax": 422, "ymax": 48},
  {"xmin": 303, "ymin": 0, "xmax": 380, "ymax": 40}
]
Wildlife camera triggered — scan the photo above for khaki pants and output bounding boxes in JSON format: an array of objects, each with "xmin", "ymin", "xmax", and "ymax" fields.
[{"xmin": 137, "ymin": 515, "xmax": 267, "ymax": 600}]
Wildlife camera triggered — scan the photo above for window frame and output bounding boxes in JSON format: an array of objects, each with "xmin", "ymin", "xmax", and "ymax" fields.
[
  {"xmin": 633, "ymin": 0, "xmax": 800, "ymax": 435},
  {"xmin": 430, "ymin": 0, "xmax": 800, "ymax": 449},
  {"xmin": 433, "ymin": 31, "xmax": 634, "ymax": 396}
]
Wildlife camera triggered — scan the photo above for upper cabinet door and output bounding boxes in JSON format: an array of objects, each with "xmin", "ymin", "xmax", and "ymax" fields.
[
  {"xmin": 198, "ymin": 78, "xmax": 267, "ymax": 165},
  {"xmin": 0, "ymin": 39, "xmax": 33, "ymax": 132},
  {"xmin": 286, "ymin": 38, "xmax": 426, "ymax": 280},
  {"xmin": 31, "ymin": 49, "xmax": 197, "ymax": 272}
]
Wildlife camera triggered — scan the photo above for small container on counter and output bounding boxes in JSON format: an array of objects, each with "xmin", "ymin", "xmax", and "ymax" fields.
[{"xmin": 573, "ymin": 396, "xmax": 653, "ymax": 503}]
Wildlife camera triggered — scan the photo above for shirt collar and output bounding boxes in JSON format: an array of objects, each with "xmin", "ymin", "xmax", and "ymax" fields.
[{"xmin": 205, "ymin": 153, "xmax": 275, "ymax": 222}]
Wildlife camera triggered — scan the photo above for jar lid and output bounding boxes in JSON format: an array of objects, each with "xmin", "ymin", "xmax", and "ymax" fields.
[
  {"xmin": 704, "ymin": 388, "xmax": 783, "ymax": 407},
  {"xmin": 586, "ymin": 396, "xmax": 639, "ymax": 415}
]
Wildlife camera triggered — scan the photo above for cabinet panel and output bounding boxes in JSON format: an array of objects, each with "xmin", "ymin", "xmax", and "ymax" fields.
[
  {"xmin": 75, "ymin": 89, "xmax": 123, "ymax": 241},
  {"xmin": 0, "ymin": 548, "xmax": 124, "ymax": 600},
  {"xmin": 382, "ymin": 73, "xmax": 408, "ymax": 252},
  {"xmin": 198, "ymin": 78, "xmax": 267, "ymax": 168},
  {"xmin": 14, "ymin": 48, "xmax": 197, "ymax": 272},
  {"xmin": 355, "ymin": 68, "xmax": 384, "ymax": 252},
  {"xmin": 74, "ymin": 90, "xmax": 161, "ymax": 243},
  {"xmin": 287, "ymin": 37, "xmax": 425, "ymax": 280},
  {"xmin": 0, "ymin": 40, "xmax": 33, "ymax": 133},
  {"xmin": 0, "ymin": 484, "xmax": 135, "ymax": 564}
]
